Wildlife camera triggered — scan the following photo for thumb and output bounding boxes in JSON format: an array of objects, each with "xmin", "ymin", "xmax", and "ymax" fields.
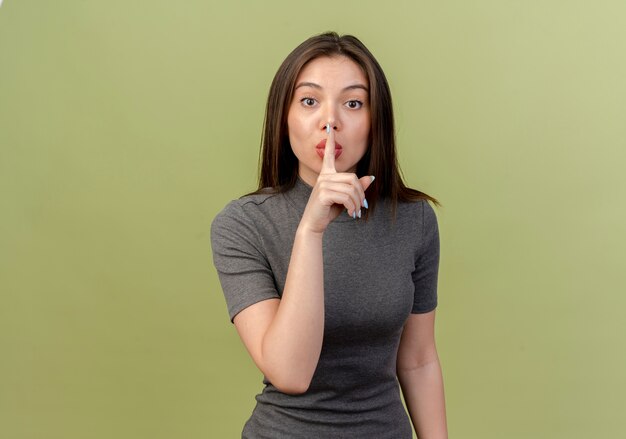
[{"xmin": 359, "ymin": 175, "xmax": 376, "ymax": 192}]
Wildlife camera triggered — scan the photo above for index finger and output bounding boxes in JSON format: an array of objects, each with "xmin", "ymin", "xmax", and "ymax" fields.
[{"xmin": 321, "ymin": 123, "xmax": 336, "ymax": 173}]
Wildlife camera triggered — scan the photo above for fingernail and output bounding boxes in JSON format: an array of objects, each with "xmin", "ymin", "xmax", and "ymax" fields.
[
  {"xmin": 362, "ymin": 198, "xmax": 369, "ymax": 209},
  {"xmin": 352, "ymin": 211, "xmax": 356, "ymax": 219},
  {"xmin": 357, "ymin": 209, "xmax": 362, "ymax": 218},
  {"xmin": 370, "ymin": 176, "xmax": 376, "ymax": 182},
  {"xmin": 326, "ymin": 124, "xmax": 330, "ymax": 134}
]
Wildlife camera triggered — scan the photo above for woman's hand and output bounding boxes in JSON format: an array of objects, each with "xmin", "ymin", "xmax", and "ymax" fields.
[{"xmin": 299, "ymin": 125, "xmax": 375, "ymax": 234}]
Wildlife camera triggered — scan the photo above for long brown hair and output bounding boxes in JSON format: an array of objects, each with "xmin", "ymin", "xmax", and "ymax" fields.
[{"xmin": 255, "ymin": 31, "xmax": 439, "ymax": 213}]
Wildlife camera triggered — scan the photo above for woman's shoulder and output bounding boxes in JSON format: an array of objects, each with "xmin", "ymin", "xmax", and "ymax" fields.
[
  {"xmin": 396, "ymin": 197, "xmax": 437, "ymax": 218},
  {"xmin": 211, "ymin": 188, "xmax": 288, "ymax": 233},
  {"xmin": 391, "ymin": 197, "xmax": 439, "ymax": 236},
  {"xmin": 231, "ymin": 189, "xmax": 281, "ymax": 210},
  {"xmin": 213, "ymin": 190, "xmax": 274, "ymax": 221}
]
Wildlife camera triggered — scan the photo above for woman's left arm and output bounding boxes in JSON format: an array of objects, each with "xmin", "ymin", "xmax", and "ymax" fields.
[{"xmin": 397, "ymin": 310, "xmax": 448, "ymax": 439}]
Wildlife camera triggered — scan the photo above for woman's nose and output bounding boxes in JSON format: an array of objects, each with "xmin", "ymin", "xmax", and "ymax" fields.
[
  {"xmin": 320, "ymin": 112, "xmax": 339, "ymax": 132},
  {"xmin": 319, "ymin": 100, "xmax": 342, "ymax": 131},
  {"xmin": 321, "ymin": 122, "xmax": 337, "ymax": 132}
]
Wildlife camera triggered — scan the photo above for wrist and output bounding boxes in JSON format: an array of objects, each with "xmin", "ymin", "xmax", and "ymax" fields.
[{"xmin": 296, "ymin": 222, "xmax": 325, "ymax": 239}]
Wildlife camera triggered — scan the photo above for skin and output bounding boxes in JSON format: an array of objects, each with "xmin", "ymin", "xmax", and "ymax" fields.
[
  {"xmin": 232, "ymin": 55, "xmax": 448, "ymax": 437},
  {"xmin": 397, "ymin": 311, "xmax": 448, "ymax": 438}
]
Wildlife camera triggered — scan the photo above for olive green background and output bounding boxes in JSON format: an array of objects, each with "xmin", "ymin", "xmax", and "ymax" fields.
[{"xmin": 1, "ymin": 1, "xmax": 625, "ymax": 438}]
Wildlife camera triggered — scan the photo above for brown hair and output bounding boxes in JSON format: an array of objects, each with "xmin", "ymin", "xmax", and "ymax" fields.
[{"xmin": 255, "ymin": 31, "xmax": 439, "ymax": 213}]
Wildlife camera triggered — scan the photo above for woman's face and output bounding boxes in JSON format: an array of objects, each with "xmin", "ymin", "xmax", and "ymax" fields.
[{"xmin": 287, "ymin": 56, "xmax": 371, "ymax": 186}]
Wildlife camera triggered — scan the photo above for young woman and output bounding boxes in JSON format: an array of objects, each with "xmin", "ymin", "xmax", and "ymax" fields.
[{"xmin": 211, "ymin": 32, "xmax": 448, "ymax": 439}]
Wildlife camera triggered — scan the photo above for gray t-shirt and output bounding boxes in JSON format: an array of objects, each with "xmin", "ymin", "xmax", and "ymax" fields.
[{"xmin": 211, "ymin": 178, "xmax": 440, "ymax": 439}]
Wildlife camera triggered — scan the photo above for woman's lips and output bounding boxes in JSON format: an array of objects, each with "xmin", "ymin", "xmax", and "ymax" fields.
[{"xmin": 315, "ymin": 139, "xmax": 343, "ymax": 159}]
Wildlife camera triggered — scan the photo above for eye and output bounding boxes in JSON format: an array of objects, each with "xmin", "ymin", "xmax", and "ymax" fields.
[
  {"xmin": 346, "ymin": 100, "xmax": 363, "ymax": 109},
  {"xmin": 300, "ymin": 97, "xmax": 317, "ymax": 107}
]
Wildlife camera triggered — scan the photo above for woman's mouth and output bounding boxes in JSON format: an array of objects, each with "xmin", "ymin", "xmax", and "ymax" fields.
[{"xmin": 315, "ymin": 139, "xmax": 343, "ymax": 159}]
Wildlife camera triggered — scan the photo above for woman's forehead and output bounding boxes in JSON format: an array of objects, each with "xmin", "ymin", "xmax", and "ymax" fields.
[{"xmin": 295, "ymin": 56, "xmax": 368, "ymax": 87}]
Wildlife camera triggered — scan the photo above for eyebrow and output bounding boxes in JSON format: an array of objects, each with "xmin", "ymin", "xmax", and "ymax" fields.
[{"xmin": 294, "ymin": 82, "xmax": 369, "ymax": 93}]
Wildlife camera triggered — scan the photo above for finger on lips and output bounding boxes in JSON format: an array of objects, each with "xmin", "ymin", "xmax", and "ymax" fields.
[
  {"xmin": 322, "ymin": 123, "xmax": 336, "ymax": 173},
  {"xmin": 320, "ymin": 123, "xmax": 370, "ymax": 219}
]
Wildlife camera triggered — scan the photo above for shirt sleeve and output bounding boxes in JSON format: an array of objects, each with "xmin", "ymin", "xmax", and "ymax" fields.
[
  {"xmin": 210, "ymin": 201, "xmax": 280, "ymax": 323},
  {"xmin": 411, "ymin": 200, "xmax": 440, "ymax": 313}
]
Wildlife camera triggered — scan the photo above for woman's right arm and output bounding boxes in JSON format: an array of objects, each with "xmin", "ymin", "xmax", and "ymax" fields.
[
  {"xmin": 232, "ymin": 129, "xmax": 373, "ymax": 394},
  {"xmin": 233, "ymin": 226, "xmax": 325, "ymax": 395}
]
